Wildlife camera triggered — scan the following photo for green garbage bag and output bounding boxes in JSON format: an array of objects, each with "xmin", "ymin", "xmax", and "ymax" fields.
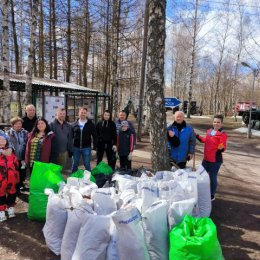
[
  {"xmin": 28, "ymin": 161, "xmax": 64, "ymax": 221},
  {"xmin": 169, "ymin": 215, "xmax": 224, "ymax": 260},
  {"xmin": 71, "ymin": 169, "xmax": 96, "ymax": 183},
  {"xmin": 71, "ymin": 169, "xmax": 85, "ymax": 178},
  {"xmin": 91, "ymin": 161, "xmax": 113, "ymax": 176}
]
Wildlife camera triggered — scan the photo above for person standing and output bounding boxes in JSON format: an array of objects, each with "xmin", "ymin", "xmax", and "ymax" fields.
[
  {"xmin": 50, "ymin": 108, "xmax": 72, "ymax": 172},
  {"xmin": 0, "ymin": 133, "xmax": 19, "ymax": 221},
  {"xmin": 167, "ymin": 111, "xmax": 196, "ymax": 169},
  {"xmin": 196, "ymin": 114, "xmax": 228, "ymax": 201},
  {"xmin": 117, "ymin": 121, "xmax": 134, "ymax": 170},
  {"xmin": 25, "ymin": 118, "xmax": 58, "ymax": 170},
  {"xmin": 22, "ymin": 104, "xmax": 37, "ymax": 132},
  {"xmin": 7, "ymin": 117, "xmax": 28, "ymax": 192},
  {"xmin": 115, "ymin": 110, "xmax": 136, "ymax": 145},
  {"xmin": 71, "ymin": 107, "xmax": 97, "ymax": 172},
  {"xmin": 96, "ymin": 110, "xmax": 117, "ymax": 169}
]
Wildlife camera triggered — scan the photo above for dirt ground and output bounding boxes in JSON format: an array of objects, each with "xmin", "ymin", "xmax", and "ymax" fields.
[{"xmin": 0, "ymin": 114, "xmax": 260, "ymax": 260}]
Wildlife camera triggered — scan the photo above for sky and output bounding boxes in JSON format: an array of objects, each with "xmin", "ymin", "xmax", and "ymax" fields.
[{"xmin": 164, "ymin": 0, "xmax": 260, "ymax": 85}]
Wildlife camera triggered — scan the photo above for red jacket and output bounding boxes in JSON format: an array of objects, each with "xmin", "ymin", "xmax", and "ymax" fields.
[
  {"xmin": 0, "ymin": 150, "xmax": 19, "ymax": 196},
  {"xmin": 197, "ymin": 128, "xmax": 227, "ymax": 163},
  {"xmin": 25, "ymin": 131, "xmax": 58, "ymax": 165}
]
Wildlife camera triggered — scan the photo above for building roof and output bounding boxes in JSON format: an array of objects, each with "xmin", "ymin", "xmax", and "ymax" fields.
[{"xmin": 0, "ymin": 72, "xmax": 104, "ymax": 94}]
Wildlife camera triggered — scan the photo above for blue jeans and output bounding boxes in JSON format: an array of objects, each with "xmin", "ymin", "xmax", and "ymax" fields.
[
  {"xmin": 72, "ymin": 147, "xmax": 91, "ymax": 173},
  {"xmin": 202, "ymin": 160, "xmax": 222, "ymax": 197}
]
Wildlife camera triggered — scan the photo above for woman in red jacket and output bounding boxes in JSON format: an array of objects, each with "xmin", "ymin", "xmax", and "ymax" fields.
[
  {"xmin": 196, "ymin": 115, "xmax": 228, "ymax": 201},
  {"xmin": 25, "ymin": 118, "xmax": 58, "ymax": 171}
]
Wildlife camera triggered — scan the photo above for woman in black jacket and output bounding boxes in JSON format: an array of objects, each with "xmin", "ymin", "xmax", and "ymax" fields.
[{"xmin": 96, "ymin": 110, "xmax": 117, "ymax": 169}]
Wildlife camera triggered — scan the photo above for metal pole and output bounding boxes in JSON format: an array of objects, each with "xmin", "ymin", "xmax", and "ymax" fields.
[{"xmin": 247, "ymin": 72, "xmax": 256, "ymax": 138}]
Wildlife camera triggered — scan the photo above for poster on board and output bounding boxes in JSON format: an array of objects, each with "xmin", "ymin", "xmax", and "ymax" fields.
[
  {"xmin": 44, "ymin": 96, "xmax": 65, "ymax": 122},
  {"xmin": 66, "ymin": 97, "xmax": 95, "ymax": 122}
]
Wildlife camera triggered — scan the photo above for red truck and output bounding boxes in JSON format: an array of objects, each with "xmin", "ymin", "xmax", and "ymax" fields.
[{"xmin": 235, "ymin": 101, "xmax": 257, "ymax": 116}]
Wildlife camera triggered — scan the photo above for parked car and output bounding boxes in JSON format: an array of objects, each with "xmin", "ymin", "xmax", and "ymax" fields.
[
  {"xmin": 235, "ymin": 101, "xmax": 257, "ymax": 116},
  {"xmin": 242, "ymin": 109, "xmax": 260, "ymax": 128}
]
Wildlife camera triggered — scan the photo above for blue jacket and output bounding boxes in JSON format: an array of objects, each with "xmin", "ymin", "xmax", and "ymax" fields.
[{"xmin": 167, "ymin": 121, "xmax": 196, "ymax": 163}]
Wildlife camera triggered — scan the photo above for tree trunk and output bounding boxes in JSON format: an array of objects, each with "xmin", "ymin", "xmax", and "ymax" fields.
[
  {"xmin": 10, "ymin": 0, "xmax": 22, "ymax": 116},
  {"xmin": 1, "ymin": 0, "xmax": 11, "ymax": 123},
  {"xmin": 49, "ymin": 0, "xmax": 53, "ymax": 78},
  {"xmin": 146, "ymin": 0, "xmax": 169, "ymax": 171},
  {"xmin": 25, "ymin": 0, "xmax": 39, "ymax": 105},
  {"xmin": 103, "ymin": 0, "xmax": 111, "ymax": 110},
  {"xmin": 38, "ymin": 0, "xmax": 44, "ymax": 78},
  {"xmin": 52, "ymin": 0, "xmax": 57, "ymax": 79},
  {"xmin": 137, "ymin": 0, "xmax": 149, "ymax": 141},
  {"xmin": 83, "ymin": 0, "xmax": 91, "ymax": 87},
  {"xmin": 111, "ymin": 0, "xmax": 121, "ymax": 120},
  {"xmin": 66, "ymin": 0, "xmax": 72, "ymax": 82},
  {"xmin": 187, "ymin": 0, "xmax": 199, "ymax": 118}
]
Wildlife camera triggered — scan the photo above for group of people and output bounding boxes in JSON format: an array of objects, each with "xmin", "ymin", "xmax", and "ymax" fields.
[
  {"xmin": 0, "ymin": 105, "xmax": 227, "ymax": 222},
  {"xmin": 0, "ymin": 105, "xmax": 136, "ymax": 222},
  {"xmin": 167, "ymin": 111, "xmax": 228, "ymax": 201}
]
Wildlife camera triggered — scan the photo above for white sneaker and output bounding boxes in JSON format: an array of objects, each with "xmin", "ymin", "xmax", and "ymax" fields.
[
  {"xmin": 7, "ymin": 207, "xmax": 15, "ymax": 218},
  {"xmin": 0, "ymin": 211, "xmax": 7, "ymax": 222}
]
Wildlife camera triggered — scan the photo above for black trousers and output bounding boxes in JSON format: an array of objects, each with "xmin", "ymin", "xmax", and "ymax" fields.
[
  {"xmin": 97, "ymin": 143, "xmax": 115, "ymax": 170},
  {"xmin": 16, "ymin": 161, "xmax": 26, "ymax": 190},
  {"xmin": 119, "ymin": 155, "xmax": 131, "ymax": 170}
]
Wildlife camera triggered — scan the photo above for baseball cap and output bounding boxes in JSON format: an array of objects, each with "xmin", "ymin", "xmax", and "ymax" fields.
[{"xmin": 121, "ymin": 121, "xmax": 129, "ymax": 127}]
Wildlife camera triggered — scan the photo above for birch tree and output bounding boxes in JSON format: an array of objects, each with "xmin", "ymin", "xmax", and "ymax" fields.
[
  {"xmin": 25, "ymin": 0, "xmax": 39, "ymax": 105},
  {"xmin": 1, "ymin": 0, "xmax": 11, "ymax": 123},
  {"xmin": 146, "ymin": 0, "xmax": 169, "ymax": 171},
  {"xmin": 137, "ymin": 0, "xmax": 149, "ymax": 141}
]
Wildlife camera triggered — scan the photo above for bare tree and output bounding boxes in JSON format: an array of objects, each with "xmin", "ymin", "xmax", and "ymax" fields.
[
  {"xmin": 137, "ymin": 0, "xmax": 149, "ymax": 141},
  {"xmin": 111, "ymin": 0, "xmax": 121, "ymax": 119},
  {"xmin": 25, "ymin": 0, "xmax": 39, "ymax": 104},
  {"xmin": 10, "ymin": 0, "xmax": 23, "ymax": 116},
  {"xmin": 82, "ymin": 0, "xmax": 91, "ymax": 88},
  {"xmin": 1, "ymin": 0, "xmax": 11, "ymax": 123},
  {"xmin": 38, "ymin": 0, "xmax": 44, "ymax": 78},
  {"xmin": 146, "ymin": 0, "xmax": 169, "ymax": 171},
  {"xmin": 51, "ymin": 0, "xmax": 57, "ymax": 79},
  {"xmin": 66, "ymin": 0, "xmax": 71, "ymax": 82},
  {"xmin": 187, "ymin": 0, "xmax": 199, "ymax": 118}
]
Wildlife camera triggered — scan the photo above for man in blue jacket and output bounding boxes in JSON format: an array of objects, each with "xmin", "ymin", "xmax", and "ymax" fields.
[{"xmin": 167, "ymin": 111, "xmax": 196, "ymax": 169}]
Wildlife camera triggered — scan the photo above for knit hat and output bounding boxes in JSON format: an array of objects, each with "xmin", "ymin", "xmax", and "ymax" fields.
[
  {"xmin": 121, "ymin": 121, "xmax": 129, "ymax": 127},
  {"xmin": 0, "ymin": 131, "xmax": 9, "ymax": 141}
]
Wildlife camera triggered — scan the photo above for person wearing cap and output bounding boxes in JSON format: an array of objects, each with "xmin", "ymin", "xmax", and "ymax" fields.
[
  {"xmin": 115, "ymin": 110, "xmax": 136, "ymax": 146},
  {"xmin": 117, "ymin": 120, "xmax": 134, "ymax": 170},
  {"xmin": 0, "ymin": 132, "xmax": 19, "ymax": 222},
  {"xmin": 0, "ymin": 130, "xmax": 13, "ymax": 156}
]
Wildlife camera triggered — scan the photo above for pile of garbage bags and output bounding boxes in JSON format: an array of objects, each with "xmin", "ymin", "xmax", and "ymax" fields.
[{"xmin": 31, "ymin": 161, "xmax": 223, "ymax": 260}]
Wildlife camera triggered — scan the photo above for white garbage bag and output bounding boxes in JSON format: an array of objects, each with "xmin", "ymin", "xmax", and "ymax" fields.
[
  {"xmin": 106, "ymin": 222, "xmax": 119, "ymax": 260},
  {"xmin": 112, "ymin": 174, "xmax": 138, "ymax": 192},
  {"xmin": 196, "ymin": 165, "xmax": 212, "ymax": 217},
  {"xmin": 112, "ymin": 207, "xmax": 150, "ymax": 260},
  {"xmin": 91, "ymin": 187, "xmax": 117, "ymax": 215},
  {"xmin": 142, "ymin": 200, "xmax": 169, "ymax": 260},
  {"xmin": 168, "ymin": 198, "xmax": 196, "ymax": 229},
  {"xmin": 137, "ymin": 180, "xmax": 158, "ymax": 213},
  {"xmin": 61, "ymin": 203, "xmax": 94, "ymax": 260},
  {"xmin": 71, "ymin": 214, "xmax": 111, "ymax": 260},
  {"xmin": 43, "ymin": 190, "xmax": 68, "ymax": 255}
]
